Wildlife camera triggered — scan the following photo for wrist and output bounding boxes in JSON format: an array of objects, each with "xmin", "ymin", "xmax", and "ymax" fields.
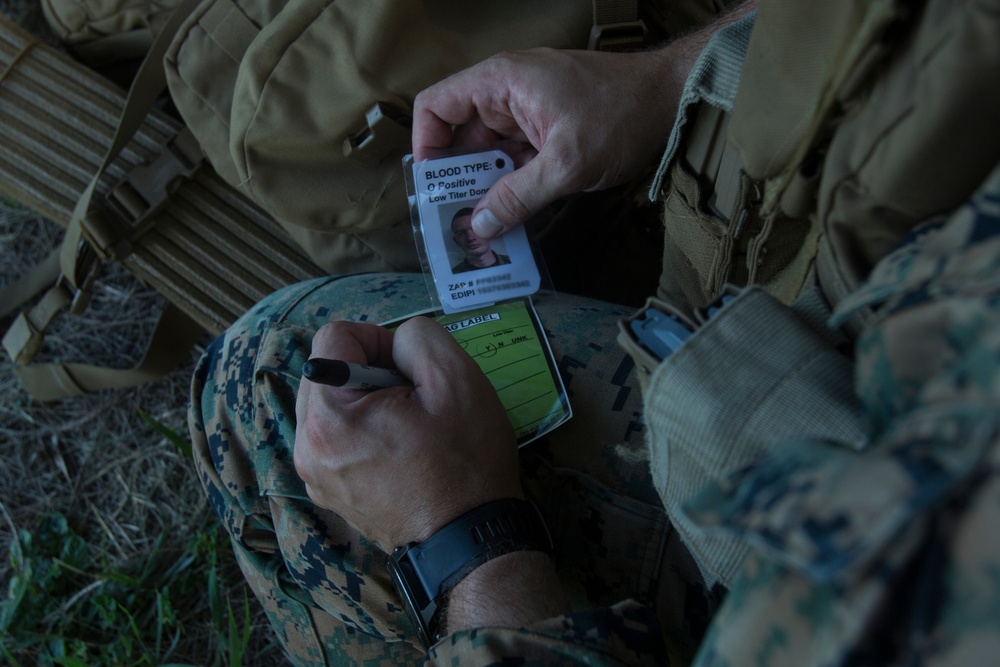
[
  {"xmin": 445, "ymin": 550, "xmax": 568, "ymax": 635},
  {"xmin": 658, "ymin": 0, "xmax": 758, "ymax": 90},
  {"xmin": 386, "ymin": 497, "xmax": 552, "ymax": 648},
  {"xmin": 392, "ymin": 486, "xmax": 527, "ymax": 547}
]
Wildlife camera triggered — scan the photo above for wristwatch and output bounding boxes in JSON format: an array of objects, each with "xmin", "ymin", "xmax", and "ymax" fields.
[{"xmin": 386, "ymin": 497, "xmax": 553, "ymax": 649}]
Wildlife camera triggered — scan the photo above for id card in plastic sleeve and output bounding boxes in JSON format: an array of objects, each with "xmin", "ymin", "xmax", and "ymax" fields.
[{"xmin": 407, "ymin": 149, "xmax": 541, "ymax": 313}]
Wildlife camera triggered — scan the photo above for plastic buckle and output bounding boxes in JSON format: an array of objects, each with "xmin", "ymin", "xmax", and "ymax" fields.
[
  {"xmin": 3, "ymin": 312, "xmax": 42, "ymax": 364},
  {"xmin": 60, "ymin": 266, "xmax": 98, "ymax": 317},
  {"xmin": 343, "ymin": 102, "xmax": 412, "ymax": 167},
  {"xmin": 58, "ymin": 274, "xmax": 99, "ymax": 316},
  {"xmin": 588, "ymin": 20, "xmax": 648, "ymax": 51},
  {"xmin": 59, "ymin": 239, "xmax": 100, "ymax": 315},
  {"xmin": 1, "ymin": 239, "xmax": 102, "ymax": 366},
  {"xmin": 1, "ymin": 275, "xmax": 94, "ymax": 366},
  {"xmin": 105, "ymin": 128, "xmax": 203, "ymax": 230},
  {"xmin": 694, "ymin": 285, "xmax": 740, "ymax": 324},
  {"xmin": 55, "ymin": 275, "xmax": 89, "ymax": 315},
  {"xmin": 628, "ymin": 305, "xmax": 694, "ymax": 362}
]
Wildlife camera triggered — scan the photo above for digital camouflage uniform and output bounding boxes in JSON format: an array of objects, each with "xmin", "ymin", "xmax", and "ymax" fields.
[
  {"xmin": 189, "ymin": 0, "xmax": 1000, "ymax": 661},
  {"xmin": 683, "ymin": 161, "xmax": 1000, "ymax": 666},
  {"xmin": 189, "ymin": 275, "xmax": 721, "ymax": 666},
  {"xmin": 191, "ymin": 163, "xmax": 1000, "ymax": 665}
]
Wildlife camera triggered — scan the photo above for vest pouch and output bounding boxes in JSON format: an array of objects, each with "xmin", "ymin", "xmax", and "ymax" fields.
[
  {"xmin": 624, "ymin": 286, "xmax": 865, "ymax": 587},
  {"xmin": 726, "ymin": 0, "xmax": 1000, "ymax": 333},
  {"xmin": 653, "ymin": 13, "xmax": 819, "ymax": 311},
  {"xmin": 659, "ymin": 154, "xmax": 735, "ymax": 309},
  {"xmin": 659, "ymin": 99, "xmax": 764, "ymax": 309},
  {"xmin": 658, "ymin": 112, "xmax": 818, "ymax": 310},
  {"xmin": 728, "ymin": 0, "xmax": 901, "ymax": 183}
]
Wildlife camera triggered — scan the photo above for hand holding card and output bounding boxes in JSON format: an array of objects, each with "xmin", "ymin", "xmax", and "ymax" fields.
[{"xmin": 405, "ymin": 149, "xmax": 541, "ymax": 313}]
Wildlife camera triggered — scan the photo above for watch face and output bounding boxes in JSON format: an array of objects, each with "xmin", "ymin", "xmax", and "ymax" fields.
[{"xmin": 387, "ymin": 550, "xmax": 433, "ymax": 649}]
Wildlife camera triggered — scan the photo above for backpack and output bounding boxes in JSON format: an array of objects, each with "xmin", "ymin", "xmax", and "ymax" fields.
[
  {"xmin": 43, "ymin": 0, "xmax": 732, "ymax": 273},
  {"xmin": 40, "ymin": 0, "xmax": 182, "ymax": 64},
  {"xmin": 5, "ymin": 0, "xmax": 734, "ymax": 400},
  {"xmin": 163, "ymin": 0, "xmax": 595, "ymax": 273}
]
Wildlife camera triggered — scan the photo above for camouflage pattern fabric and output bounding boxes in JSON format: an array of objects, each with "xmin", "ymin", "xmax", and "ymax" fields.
[
  {"xmin": 680, "ymin": 161, "xmax": 1000, "ymax": 666},
  {"xmin": 188, "ymin": 274, "xmax": 721, "ymax": 666},
  {"xmin": 190, "ymin": 160, "xmax": 1000, "ymax": 665}
]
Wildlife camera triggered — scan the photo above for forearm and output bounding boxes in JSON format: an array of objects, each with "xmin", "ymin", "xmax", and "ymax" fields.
[
  {"xmin": 445, "ymin": 551, "xmax": 569, "ymax": 634},
  {"xmin": 655, "ymin": 0, "xmax": 759, "ymax": 92},
  {"xmin": 620, "ymin": 0, "xmax": 756, "ymax": 160}
]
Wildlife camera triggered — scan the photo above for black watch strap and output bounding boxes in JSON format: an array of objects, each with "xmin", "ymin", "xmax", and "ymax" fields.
[{"xmin": 387, "ymin": 497, "xmax": 552, "ymax": 648}]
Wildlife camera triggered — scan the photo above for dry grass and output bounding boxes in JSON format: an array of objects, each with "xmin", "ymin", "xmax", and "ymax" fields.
[
  {"xmin": 0, "ymin": 204, "xmax": 287, "ymax": 666},
  {"xmin": 0, "ymin": 2, "xmax": 287, "ymax": 662},
  {"xmin": 0, "ymin": 195, "xmax": 293, "ymax": 667}
]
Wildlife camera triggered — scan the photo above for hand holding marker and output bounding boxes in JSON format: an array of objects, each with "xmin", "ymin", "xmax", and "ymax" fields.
[{"xmin": 302, "ymin": 358, "xmax": 412, "ymax": 391}]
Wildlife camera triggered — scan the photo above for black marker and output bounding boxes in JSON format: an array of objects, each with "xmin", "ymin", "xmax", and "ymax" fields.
[{"xmin": 302, "ymin": 358, "xmax": 411, "ymax": 391}]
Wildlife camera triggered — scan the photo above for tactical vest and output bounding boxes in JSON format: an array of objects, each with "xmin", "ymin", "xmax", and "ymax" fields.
[
  {"xmin": 654, "ymin": 0, "xmax": 1000, "ymax": 335},
  {"xmin": 625, "ymin": 0, "xmax": 1000, "ymax": 589}
]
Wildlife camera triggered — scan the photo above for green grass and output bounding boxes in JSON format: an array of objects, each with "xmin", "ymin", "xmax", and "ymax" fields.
[
  {"xmin": 138, "ymin": 407, "xmax": 194, "ymax": 461},
  {"xmin": 0, "ymin": 408, "xmax": 264, "ymax": 666},
  {"xmin": 1, "ymin": 512, "xmax": 254, "ymax": 667}
]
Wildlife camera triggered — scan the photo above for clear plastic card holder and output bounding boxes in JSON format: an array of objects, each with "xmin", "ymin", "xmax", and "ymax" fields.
[{"xmin": 404, "ymin": 144, "xmax": 544, "ymax": 314}]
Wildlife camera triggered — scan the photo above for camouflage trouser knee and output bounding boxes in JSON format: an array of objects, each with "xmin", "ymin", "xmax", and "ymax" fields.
[{"xmin": 189, "ymin": 273, "xmax": 718, "ymax": 666}]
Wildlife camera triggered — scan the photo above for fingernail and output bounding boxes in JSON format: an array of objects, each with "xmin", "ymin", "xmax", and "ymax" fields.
[{"xmin": 472, "ymin": 209, "xmax": 503, "ymax": 239}]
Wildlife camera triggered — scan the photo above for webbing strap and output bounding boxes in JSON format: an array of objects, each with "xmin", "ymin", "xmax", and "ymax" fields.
[
  {"xmin": 590, "ymin": 0, "xmax": 646, "ymax": 51},
  {"xmin": 13, "ymin": 303, "xmax": 204, "ymax": 402},
  {"xmin": 103, "ymin": 125, "xmax": 203, "ymax": 245},
  {"xmin": 0, "ymin": 247, "xmax": 60, "ymax": 320},
  {"xmin": 3, "ymin": 0, "xmax": 208, "ymax": 401},
  {"xmin": 63, "ymin": 0, "xmax": 206, "ymax": 280},
  {"xmin": 2, "ymin": 282, "xmax": 75, "ymax": 364},
  {"xmin": 3, "ymin": 243, "xmax": 100, "ymax": 369}
]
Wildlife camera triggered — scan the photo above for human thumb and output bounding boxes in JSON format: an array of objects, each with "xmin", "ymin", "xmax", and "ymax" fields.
[{"xmin": 470, "ymin": 156, "xmax": 572, "ymax": 239}]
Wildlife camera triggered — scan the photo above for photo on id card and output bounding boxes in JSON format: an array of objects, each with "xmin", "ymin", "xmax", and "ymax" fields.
[{"xmin": 407, "ymin": 149, "xmax": 540, "ymax": 314}]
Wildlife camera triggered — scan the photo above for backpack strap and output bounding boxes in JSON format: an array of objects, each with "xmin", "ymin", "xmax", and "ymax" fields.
[
  {"xmin": 64, "ymin": 0, "xmax": 206, "ymax": 268},
  {"xmin": 8, "ymin": 302, "xmax": 204, "ymax": 402},
  {"xmin": 0, "ymin": 247, "xmax": 60, "ymax": 321},
  {"xmin": 2, "ymin": 0, "xmax": 207, "ymax": 401}
]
